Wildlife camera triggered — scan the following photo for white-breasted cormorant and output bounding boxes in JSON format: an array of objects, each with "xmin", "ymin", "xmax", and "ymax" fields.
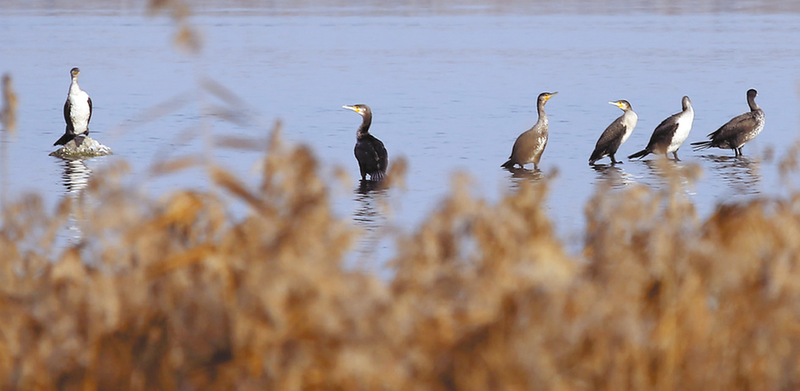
[
  {"xmin": 628, "ymin": 96, "xmax": 694, "ymax": 161},
  {"xmin": 590, "ymin": 100, "xmax": 638, "ymax": 165},
  {"xmin": 343, "ymin": 104, "xmax": 388, "ymax": 181},
  {"xmin": 691, "ymin": 89, "xmax": 764, "ymax": 157},
  {"xmin": 54, "ymin": 67, "xmax": 92, "ymax": 147},
  {"xmin": 501, "ymin": 91, "xmax": 557, "ymax": 170}
]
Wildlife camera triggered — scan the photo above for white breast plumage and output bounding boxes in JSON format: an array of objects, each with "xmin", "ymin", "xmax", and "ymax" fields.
[
  {"xmin": 668, "ymin": 108, "xmax": 694, "ymax": 153},
  {"xmin": 620, "ymin": 111, "xmax": 638, "ymax": 145},
  {"xmin": 68, "ymin": 84, "xmax": 91, "ymax": 135}
]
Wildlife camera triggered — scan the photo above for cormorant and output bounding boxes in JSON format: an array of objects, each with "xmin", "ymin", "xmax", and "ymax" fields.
[
  {"xmin": 501, "ymin": 91, "xmax": 557, "ymax": 170},
  {"xmin": 55, "ymin": 67, "xmax": 92, "ymax": 147},
  {"xmin": 589, "ymin": 100, "xmax": 638, "ymax": 165},
  {"xmin": 628, "ymin": 96, "xmax": 694, "ymax": 161},
  {"xmin": 343, "ymin": 104, "xmax": 388, "ymax": 181},
  {"xmin": 691, "ymin": 89, "xmax": 764, "ymax": 157}
]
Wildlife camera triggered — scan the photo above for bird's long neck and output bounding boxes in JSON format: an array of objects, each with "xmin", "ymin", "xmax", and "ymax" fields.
[
  {"xmin": 69, "ymin": 77, "xmax": 81, "ymax": 95},
  {"xmin": 748, "ymin": 95, "xmax": 760, "ymax": 111},
  {"xmin": 357, "ymin": 113, "xmax": 372, "ymax": 137},
  {"xmin": 536, "ymin": 102, "xmax": 548, "ymax": 127},
  {"xmin": 682, "ymin": 101, "xmax": 693, "ymax": 116},
  {"xmin": 623, "ymin": 109, "xmax": 638, "ymax": 123}
]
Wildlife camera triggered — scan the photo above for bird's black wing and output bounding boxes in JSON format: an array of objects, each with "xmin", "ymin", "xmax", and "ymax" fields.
[
  {"xmin": 63, "ymin": 99, "xmax": 74, "ymax": 133},
  {"xmin": 708, "ymin": 111, "xmax": 758, "ymax": 142},
  {"xmin": 590, "ymin": 116, "xmax": 627, "ymax": 161},
  {"xmin": 87, "ymin": 96, "xmax": 93, "ymax": 130},
  {"xmin": 373, "ymin": 136, "xmax": 388, "ymax": 174},
  {"xmin": 646, "ymin": 113, "xmax": 680, "ymax": 152},
  {"xmin": 355, "ymin": 135, "xmax": 387, "ymax": 177}
]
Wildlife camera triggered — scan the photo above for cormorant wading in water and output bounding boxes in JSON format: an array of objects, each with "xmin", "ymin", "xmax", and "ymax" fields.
[
  {"xmin": 501, "ymin": 91, "xmax": 557, "ymax": 170},
  {"xmin": 628, "ymin": 96, "xmax": 694, "ymax": 161},
  {"xmin": 589, "ymin": 100, "xmax": 638, "ymax": 165},
  {"xmin": 343, "ymin": 104, "xmax": 388, "ymax": 181},
  {"xmin": 55, "ymin": 67, "xmax": 92, "ymax": 148},
  {"xmin": 691, "ymin": 89, "xmax": 764, "ymax": 157}
]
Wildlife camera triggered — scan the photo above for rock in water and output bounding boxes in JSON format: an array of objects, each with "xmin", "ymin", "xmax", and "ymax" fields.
[{"xmin": 50, "ymin": 136, "xmax": 112, "ymax": 159}]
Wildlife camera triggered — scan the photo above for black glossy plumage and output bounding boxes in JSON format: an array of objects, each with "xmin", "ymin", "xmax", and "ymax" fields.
[
  {"xmin": 691, "ymin": 89, "xmax": 764, "ymax": 157},
  {"xmin": 344, "ymin": 104, "xmax": 388, "ymax": 181}
]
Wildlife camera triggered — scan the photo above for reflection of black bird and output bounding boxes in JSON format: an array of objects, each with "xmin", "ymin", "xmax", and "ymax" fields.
[
  {"xmin": 691, "ymin": 89, "xmax": 764, "ymax": 157},
  {"xmin": 629, "ymin": 96, "xmax": 694, "ymax": 161},
  {"xmin": 343, "ymin": 104, "xmax": 388, "ymax": 181},
  {"xmin": 590, "ymin": 100, "xmax": 638, "ymax": 165},
  {"xmin": 55, "ymin": 67, "xmax": 93, "ymax": 147},
  {"xmin": 502, "ymin": 91, "xmax": 557, "ymax": 170}
]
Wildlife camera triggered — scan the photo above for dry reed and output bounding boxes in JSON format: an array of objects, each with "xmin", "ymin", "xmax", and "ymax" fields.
[
  {"xmin": 0, "ymin": 117, "xmax": 799, "ymax": 389},
  {"xmin": 2, "ymin": 2, "xmax": 800, "ymax": 389}
]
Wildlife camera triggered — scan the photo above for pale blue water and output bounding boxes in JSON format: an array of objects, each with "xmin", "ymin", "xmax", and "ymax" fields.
[{"xmin": 2, "ymin": 2, "xmax": 800, "ymax": 261}]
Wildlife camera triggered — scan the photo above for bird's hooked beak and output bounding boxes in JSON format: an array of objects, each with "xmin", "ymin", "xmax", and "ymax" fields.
[
  {"xmin": 546, "ymin": 92, "xmax": 558, "ymax": 100},
  {"xmin": 342, "ymin": 105, "xmax": 360, "ymax": 114},
  {"xmin": 609, "ymin": 101, "xmax": 623, "ymax": 108}
]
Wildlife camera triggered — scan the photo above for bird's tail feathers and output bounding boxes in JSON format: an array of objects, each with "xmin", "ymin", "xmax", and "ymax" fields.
[
  {"xmin": 588, "ymin": 151, "xmax": 604, "ymax": 165},
  {"xmin": 690, "ymin": 140, "xmax": 713, "ymax": 152},
  {"xmin": 54, "ymin": 133, "xmax": 74, "ymax": 146},
  {"xmin": 370, "ymin": 171, "xmax": 386, "ymax": 182},
  {"xmin": 627, "ymin": 149, "xmax": 649, "ymax": 160}
]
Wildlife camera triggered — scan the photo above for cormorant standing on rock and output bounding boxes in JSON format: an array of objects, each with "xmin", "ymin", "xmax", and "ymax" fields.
[{"xmin": 55, "ymin": 67, "xmax": 92, "ymax": 148}]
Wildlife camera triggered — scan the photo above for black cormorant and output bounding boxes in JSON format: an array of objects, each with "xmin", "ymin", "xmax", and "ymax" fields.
[
  {"xmin": 343, "ymin": 104, "xmax": 388, "ymax": 181},
  {"xmin": 589, "ymin": 100, "xmax": 638, "ymax": 165},
  {"xmin": 501, "ymin": 91, "xmax": 557, "ymax": 170},
  {"xmin": 691, "ymin": 89, "xmax": 764, "ymax": 157},
  {"xmin": 628, "ymin": 96, "xmax": 694, "ymax": 161},
  {"xmin": 54, "ymin": 67, "xmax": 92, "ymax": 147}
]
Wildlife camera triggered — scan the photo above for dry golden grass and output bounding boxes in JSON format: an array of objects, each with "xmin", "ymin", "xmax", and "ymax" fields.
[
  {"xmin": 1, "ymin": 116, "xmax": 800, "ymax": 390},
  {"xmin": 2, "ymin": 3, "xmax": 800, "ymax": 389}
]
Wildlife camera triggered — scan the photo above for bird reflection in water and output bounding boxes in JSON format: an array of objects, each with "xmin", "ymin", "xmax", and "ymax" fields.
[
  {"xmin": 61, "ymin": 158, "xmax": 92, "ymax": 195},
  {"xmin": 507, "ymin": 166, "xmax": 544, "ymax": 180},
  {"xmin": 60, "ymin": 158, "xmax": 92, "ymax": 245},
  {"xmin": 698, "ymin": 154, "xmax": 761, "ymax": 195},
  {"xmin": 590, "ymin": 163, "xmax": 635, "ymax": 189},
  {"xmin": 351, "ymin": 179, "xmax": 390, "ymax": 270},
  {"xmin": 505, "ymin": 166, "xmax": 545, "ymax": 192},
  {"xmin": 637, "ymin": 158, "xmax": 700, "ymax": 195}
]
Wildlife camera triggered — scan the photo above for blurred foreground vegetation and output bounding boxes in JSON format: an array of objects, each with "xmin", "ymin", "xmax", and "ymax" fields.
[
  {"xmin": 3, "ymin": 1, "xmax": 800, "ymax": 389},
  {"xmin": 2, "ymin": 118, "xmax": 800, "ymax": 389}
]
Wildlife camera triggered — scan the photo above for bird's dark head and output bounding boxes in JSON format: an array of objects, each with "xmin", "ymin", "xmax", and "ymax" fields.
[
  {"xmin": 747, "ymin": 89, "xmax": 758, "ymax": 99},
  {"xmin": 681, "ymin": 96, "xmax": 692, "ymax": 110},
  {"xmin": 343, "ymin": 104, "xmax": 371, "ymax": 117},
  {"xmin": 70, "ymin": 67, "xmax": 80, "ymax": 78},
  {"xmin": 538, "ymin": 92, "xmax": 557, "ymax": 105},
  {"xmin": 609, "ymin": 100, "xmax": 632, "ymax": 111}
]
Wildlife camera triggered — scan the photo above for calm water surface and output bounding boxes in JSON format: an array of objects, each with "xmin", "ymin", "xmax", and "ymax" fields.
[{"xmin": 2, "ymin": 2, "xmax": 800, "ymax": 260}]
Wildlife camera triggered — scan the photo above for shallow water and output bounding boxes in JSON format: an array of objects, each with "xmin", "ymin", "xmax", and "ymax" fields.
[{"xmin": 2, "ymin": 1, "xmax": 800, "ymax": 261}]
